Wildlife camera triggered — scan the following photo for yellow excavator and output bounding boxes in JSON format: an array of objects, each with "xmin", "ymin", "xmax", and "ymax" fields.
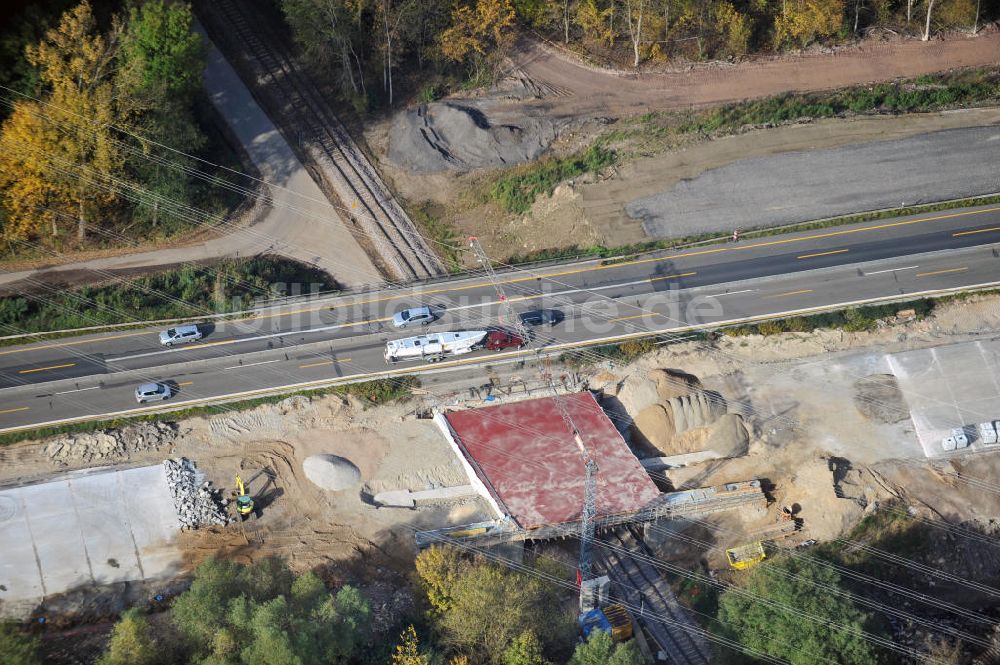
[{"xmin": 234, "ymin": 475, "xmax": 255, "ymax": 519}]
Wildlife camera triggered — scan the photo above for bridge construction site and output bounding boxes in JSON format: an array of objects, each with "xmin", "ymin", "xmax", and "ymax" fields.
[{"xmin": 414, "ymin": 391, "xmax": 781, "ymax": 664}]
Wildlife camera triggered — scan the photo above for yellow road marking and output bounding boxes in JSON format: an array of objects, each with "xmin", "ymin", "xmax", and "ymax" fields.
[
  {"xmin": 797, "ymin": 249, "xmax": 848, "ymax": 260},
  {"xmin": 178, "ymin": 381, "xmax": 193, "ymax": 386},
  {"xmin": 0, "ymin": 407, "xmax": 29, "ymax": 414},
  {"xmin": 0, "ymin": 330, "xmax": 149, "ymax": 356},
  {"xmin": 764, "ymin": 289, "xmax": 814, "ymax": 299},
  {"xmin": 611, "ymin": 312, "xmax": 671, "ymax": 322},
  {"xmin": 298, "ymin": 359, "xmax": 348, "ymax": 369},
  {"xmin": 953, "ymin": 226, "xmax": 1000, "ymax": 237},
  {"xmin": 916, "ymin": 267, "xmax": 968, "ymax": 278},
  {"xmin": 649, "ymin": 272, "xmax": 697, "ymax": 283},
  {"xmin": 18, "ymin": 362, "xmax": 76, "ymax": 374}
]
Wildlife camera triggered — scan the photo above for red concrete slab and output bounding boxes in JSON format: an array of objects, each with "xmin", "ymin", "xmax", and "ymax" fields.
[{"xmin": 444, "ymin": 392, "xmax": 660, "ymax": 530}]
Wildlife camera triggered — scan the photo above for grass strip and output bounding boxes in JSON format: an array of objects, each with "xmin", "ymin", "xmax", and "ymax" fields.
[{"xmin": 0, "ymin": 256, "xmax": 337, "ymax": 347}]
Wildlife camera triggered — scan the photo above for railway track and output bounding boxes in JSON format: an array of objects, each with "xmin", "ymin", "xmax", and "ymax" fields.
[
  {"xmin": 601, "ymin": 526, "xmax": 714, "ymax": 665},
  {"xmin": 198, "ymin": 0, "xmax": 444, "ymax": 282}
]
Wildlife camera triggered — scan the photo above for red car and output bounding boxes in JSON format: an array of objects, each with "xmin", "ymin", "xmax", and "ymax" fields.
[{"xmin": 484, "ymin": 330, "xmax": 525, "ymax": 351}]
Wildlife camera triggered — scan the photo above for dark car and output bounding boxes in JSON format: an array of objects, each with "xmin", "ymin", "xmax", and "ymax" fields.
[
  {"xmin": 519, "ymin": 309, "xmax": 563, "ymax": 326},
  {"xmin": 484, "ymin": 330, "xmax": 525, "ymax": 351}
]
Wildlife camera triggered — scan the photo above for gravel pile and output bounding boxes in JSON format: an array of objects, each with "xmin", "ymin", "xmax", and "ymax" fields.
[
  {"xmin": 388, "ymin": 102, "xmax": 556, "ymax": 173},
  {"xmin": 46, "ymin": 422, "xmax": 178, "ymax": 465},
  {"xmin": 163, "ymin": 458, "xmax": 231, "ymax": 529}
]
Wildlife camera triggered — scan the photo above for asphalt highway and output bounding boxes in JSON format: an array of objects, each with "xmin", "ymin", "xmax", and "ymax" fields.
[{"xmin": 2, "ymin": 202, "xmax": 1000, "ymax": 433}]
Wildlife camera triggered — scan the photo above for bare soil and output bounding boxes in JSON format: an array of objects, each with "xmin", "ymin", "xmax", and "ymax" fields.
[
  {"xmin": 371, "ymin": 106, "xmax": 1000, "ymax": 262},
  {"xmin": 510, "ymin": 30, "xmax": 1000, "ymax": 118}
]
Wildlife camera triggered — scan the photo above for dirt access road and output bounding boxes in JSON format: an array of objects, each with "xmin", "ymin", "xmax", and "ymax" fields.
[{"xmin": 511, "ymin": 30, "xmax": 1000, "ymax": 117}]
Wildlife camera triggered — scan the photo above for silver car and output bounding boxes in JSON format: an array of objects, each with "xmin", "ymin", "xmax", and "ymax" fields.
[
  {"xmin": 135, "ymin": 382, "xmax": 172, "ymax": 404},
  {"xmin": 158, "ymin": 324, "xmax": 202, "ymax": 347},
  {"xmin": 392, "ymin": 306, "xmax": 435, "ymax": 329}
]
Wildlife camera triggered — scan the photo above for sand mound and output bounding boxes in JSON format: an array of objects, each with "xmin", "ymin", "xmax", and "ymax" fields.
[
  {"xmin": 302, "ymin": 454, "xmax": 362, "ymax": 491},
  {"xmin": 649, "ymin": 369, "xmax": 702, "ymax": 400},
  {"xmin": 388, "ymin": 102, "xmax": 556, "ymax": 173}
]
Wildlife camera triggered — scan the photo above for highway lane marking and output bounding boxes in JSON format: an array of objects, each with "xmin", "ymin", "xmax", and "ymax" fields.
[
  {"xmin": 707, "ymin": 289, "xmax": 755, "ymax": 297},
  {"xmin": 648, "ymin": 272, "xmax": 697, "ymax": 283},
  {"xmin": 223, "ymin": 359, "xmax": 283, "ymax": 370},
  {"xmin": 18, "ymin": 363, "xmax": 76, "ymax": 375},
  {"xmin": 764, "ymin": 289, "xmax": 814, "ymax": 299},
  {"xmin": 11, "ymin": 274, "xmax": 1000, "ymax": 435},
  {"xmin": 864, "ymin": 266, "xmax": 918, "ymax": 276},
  {"xmin": 0, "ymin": 330, "xmax": 150, "ymax": 357},
  {"xmin": 797, "ymin": 249, "xmax": 848, "ymax": 260},
  {"xmin": 611, "ymin": 312, "xmax": 667, "ymax": 322},
  {"xmin": 54, "ymin": 386, "xmax": 100, "ymax": 395},
  {"xmin": 916, "ymin": 267, "xmax": 969, "ymax": 278},
  {"xmin": 0, "ymin": 406, "xmax": 29, "ymax": 414},
  {"xmin": 953, "ymin": 226, "xmax": 1000, "ymax": 237},
  {"xmin": 299, "ymin": 359, "xmax": 350, "ymax": 368},
  {"xmin": 178, "ymin": 381, "xmax": 193, "ymax": 386}
]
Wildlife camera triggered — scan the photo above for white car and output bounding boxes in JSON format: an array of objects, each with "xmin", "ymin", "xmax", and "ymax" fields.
[
  {"xmin": 392, "ymin": 307, "xmax": 435, "ymax": 329},
  {"xmin": 135, "ymin": 382, "xmax": 172, "ymax": 404},
  {"xmin": 158, "ymin": 324, "xmax": 202, "ymax": 347}
]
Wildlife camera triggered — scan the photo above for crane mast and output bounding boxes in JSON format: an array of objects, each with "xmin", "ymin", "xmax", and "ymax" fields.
[{"xmin": 467, "ymin": 235, "xmax": 597, "ymax": 605}]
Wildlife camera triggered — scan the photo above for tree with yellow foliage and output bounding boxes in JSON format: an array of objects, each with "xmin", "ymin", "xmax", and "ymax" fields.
[
  {"xmin": 391, "ymin": 625, "xmax": 430, "ymax": 665},
  {"xmin": 774, "ymin": 0, "xmax": 845, "ymax": 46},
  {"xmin": 0, "ymin": 1, "xmax": 122, "ymax": 243},
  {"xmin": 439, "ymin": 0, "xmax": 516, "ymax": 82},
  {"xmin": 0, "ymin": 101, "xmax": 65, "ymax": 240}
]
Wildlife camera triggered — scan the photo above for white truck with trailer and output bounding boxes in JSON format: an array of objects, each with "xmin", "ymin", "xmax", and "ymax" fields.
[
  {"xmin": 385, "ymin": 330, "xmax": 488, "ymax": 363},
  {"xmin": 384, "ymin": 329, "xmax": 526, "ymax": 363}
]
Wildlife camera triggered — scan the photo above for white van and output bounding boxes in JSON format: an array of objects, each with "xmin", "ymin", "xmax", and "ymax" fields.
[{"xmin": 159, "ymin": 324, "xmax": 203, "ymax": 347}]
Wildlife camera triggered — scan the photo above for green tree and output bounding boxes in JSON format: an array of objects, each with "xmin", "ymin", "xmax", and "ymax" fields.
[
  {"xmin": 98, "ymin": 609, "xmax": 159, "ymax": 665},
  {"xmin": 568, "ymin": 630, "xmax": 647, "ymax": 665},
  {"xmin": 117, "ymin": 0, "xmax": 205, "ymax": 234},
  {"xmin": 171, "ymin": 557, "xmax": 370, "ymax": 665},
  {"xmin": 0, "ymin": 623, "xmax": 42, "ymax": 665},
  {"xmin": 119, "ymin": 1, "xmax": 204, "ymax": 95},
  {"xmin": 502, "ymin": 630, "xmax": 550, "ymax": 665},
  {"xmin": 717, "ymin": 555, "xmax": 878, "ymax": 665}
]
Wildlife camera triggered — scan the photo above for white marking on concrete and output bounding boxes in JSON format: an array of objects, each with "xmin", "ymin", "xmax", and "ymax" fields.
[
  {"xmin": 54, "ymin": 386, "xmax": 100, "ymax": 395},
  {"xmin": 864, "ymin": 266, "xmax": 919, "ymax": 276},
  {"xmin": 223, "ymin": 359, "xmax": 283, "ymax": 370}
]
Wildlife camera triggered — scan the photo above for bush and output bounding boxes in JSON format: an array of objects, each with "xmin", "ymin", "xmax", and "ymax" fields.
[
  {"xmin": 0, "ymin": 623, "xmax": 41, "ymax": 665},
  {"xmin": 490, "ymin": 145, "xmax": 615, "ymax": 214}
]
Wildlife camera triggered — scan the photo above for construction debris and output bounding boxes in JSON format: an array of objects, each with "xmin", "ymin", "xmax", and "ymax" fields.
[
  {"xmin": 45, "ymin": 422, "xmax": 178, "ymax": 466},
  {"xmin": 163, "ymin": 458, "xmax": 231, "ymax": 529}
]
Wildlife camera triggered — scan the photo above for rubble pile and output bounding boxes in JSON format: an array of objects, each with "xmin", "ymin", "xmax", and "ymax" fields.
[
  {"xmin": 46, "ymin": 422, "xmax": 178, "ymax": 465},
  {"xmin": 162, "ymin": 458, "xmax": 231, "ymax": 529}
]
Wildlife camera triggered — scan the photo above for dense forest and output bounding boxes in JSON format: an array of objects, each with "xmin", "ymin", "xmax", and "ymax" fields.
[{"xmin": 281, "ymin": 0, "xmax": 1000, "ymax": 109}]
